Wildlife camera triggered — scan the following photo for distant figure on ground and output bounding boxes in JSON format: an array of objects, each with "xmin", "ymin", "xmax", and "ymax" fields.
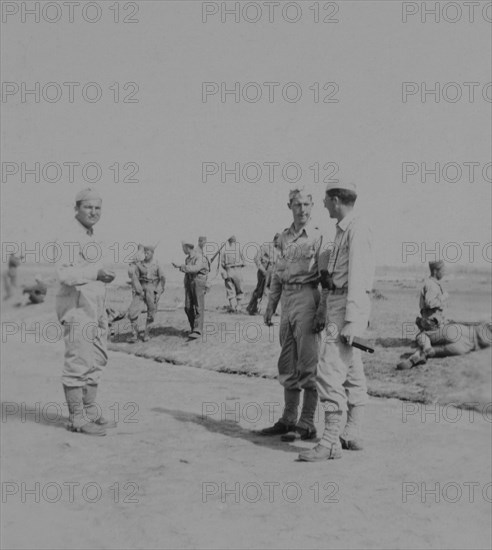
[
  {"xmin": 127, "ymin": 244, "xmax": 166, "ymax": 343},
  {"xmin": 3, "ymin": 253, "xmax": 22, "ymax": 300},
  {"xmin": 173, "ymin": 239, "xmax": 210, "ymax": 340},
  {"xmin": 246, "ymin": 233, "xmax": 281, "ymax": 316},
  {"xmin": 220, "ymin": 235, "xmax": 245, "ymax": 312},
  {"xmin": 397, "ymin": 261, "xmax": 492, "ymax": 370}
]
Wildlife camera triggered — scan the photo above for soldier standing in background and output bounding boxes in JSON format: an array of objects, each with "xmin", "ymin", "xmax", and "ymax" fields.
[
  {"xmin": 127, "ymin": 244, "xmax": 166, "ymax": 343},
  {"xmin": 220, "ymin": 235, "xmax": 245, "ymax": 313},
  {"xmin": 173, "ymin": 239, "xmax": 210, "ymax": 340},
  {"xmin": 3, "ymin": 252, "xmax": 22, "ymax": 300},
  {"xmin": 246, "ymin": 233, "xmax": 281, "ymax": 316}
]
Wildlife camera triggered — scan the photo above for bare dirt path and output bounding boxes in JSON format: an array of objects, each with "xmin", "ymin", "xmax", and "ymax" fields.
[{"xmin": 1, "ymin": 334, "xmax": 491, "ymax": 550}]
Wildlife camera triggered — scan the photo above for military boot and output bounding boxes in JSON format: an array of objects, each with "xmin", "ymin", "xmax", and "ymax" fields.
[
  {"xmin": 298, "ymin": 410, "xmax": 342, "ymax": 462},
  {"xmin": 128, "ymin": 322, "xmax": 139, "ymax": 343},
  {"xmin": 83, "ymin": 385, "xmax": 117, "ymax": 428},
  {"xmin": 340, "ymin": 405, "xmax": 364, "ymax": 450},
  {"xmin": 63, "ymin": 386, "xmax": 106, "ymax": 436},
  {"xmin": 282, "ymin": 388, "xmax": 318, "ymax": 441}
]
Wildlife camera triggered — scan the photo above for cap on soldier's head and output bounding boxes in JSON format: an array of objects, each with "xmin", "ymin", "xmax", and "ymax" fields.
[
  {"xmin": 325, "ymin": 181, "xmax": 357, "ymax": 194},
  {"xmin": 143, "ymin": 244, "xmax": 156, "ymax": 251},
  {"xmin": 228, "ymin": 235, "xmax": 236, "ymax": 243},
  {"xmin": 75, "ymin": 187, "xmax": 102, "ymax": 203},
  {"xmin": 181, "ymin": 239, "xmax": 195, "ymax": 248},
  {"xmin": 429, "ymin": 260, "xmax": 445, "ymax": 270},
  {"xmin": 198, "ymin": 236, "xmax": 207, "ymax": 244}
]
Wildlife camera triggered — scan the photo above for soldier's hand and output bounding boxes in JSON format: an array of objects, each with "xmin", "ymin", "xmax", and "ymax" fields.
[
  {"xmin": 312, "ymin": 310, "xmax": 326, "ymax": 333},
  {"xmin": 172, "ymin": 262, "xmax": 179, "ymax": 269},
  {"xmin": 340, "ymin": 322, "xmax": 356, "ymax": 346},
  {"xmin": 97, "ymin": 268, "xmax": 116, "ymax": 283},
  {"xmin": 264, "ymin": 305, "xmax": 274, "ymax": 326}
]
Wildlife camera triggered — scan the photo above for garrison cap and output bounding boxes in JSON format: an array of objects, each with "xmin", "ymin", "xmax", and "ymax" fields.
[
  {"xmin": 429, "ymin": 260, "xmax": 445, "ymax": 270},
  {"xmin": 75, "ymin": 187, "xmax": 102, "ymax": 203},
  {"xmin": 181, "ymin": 239, "xmax": 195, "ymax": 248},
  {"xmin": 325, "ymin": 181, "xmax": 357, "ymax": 194}
]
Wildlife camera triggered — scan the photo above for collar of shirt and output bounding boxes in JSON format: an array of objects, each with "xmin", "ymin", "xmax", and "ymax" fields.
[
  {"xmin": 286, "ymin": 218, "xmax": 317, "ymax": 240},
  {"xmin": 335, "ymin": 210, "xmax": 357, "ymax": 233},
  {"xmin": 74, "ymin": 217, "xmax": 94, "ymax": 236}
]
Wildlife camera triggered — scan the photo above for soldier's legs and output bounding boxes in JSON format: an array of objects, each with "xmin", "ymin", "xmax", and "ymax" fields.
[
  {"xmin": 277, "ymin": 307, "xmax": 300, "ymax": 427},
  {"xmin": 184, "ymin": 283, "xmax": 196, "ymax": 332},
  {"xmin": 127, "ymin": 293, "xmax": 143, "ymax": 341},
  {"xmin": 194, "ymin": 279, "xmax": 206, "ymax": 334}
]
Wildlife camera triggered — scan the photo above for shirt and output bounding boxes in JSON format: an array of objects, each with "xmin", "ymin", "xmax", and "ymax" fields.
[
  {"xmin": 221, "ymin": 244, "xmax": 245, "ymax": 269},
  {"xmin": 180, "ymin": 250, "xmax": 210, "ymax": 278},
  {"xmin": 134, "ymin": 260, "xmax": 163, "ymax": 284},
  {"xmin": 326, "ymin": 211, "xmax": 374, "ymax": 323},
  {"xmin": 420, "ymin": 277, "xmax": 448, "ymax": 314}
]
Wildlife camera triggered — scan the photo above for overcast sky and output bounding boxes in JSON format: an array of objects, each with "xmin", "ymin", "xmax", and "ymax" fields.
[{"xmin": 1, "ymin": 1, "xmax": 491, "ymax": 268}]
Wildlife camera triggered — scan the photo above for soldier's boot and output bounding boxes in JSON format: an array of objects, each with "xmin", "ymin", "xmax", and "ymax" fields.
[
  {"xmin": 143, "ymin": 319, "xmax": 152, "ymax": 342},
  {"xmin": 128, "ymin": 322, "xmax": 139, "ymax": 343},
  {"xmin": 235, "ymin": 296, "xmax": 243, "ymax": 313},
  {"xmin": 340, "ymin": 405, "xmax": 364, "ymax": 450},
  {"xmin": 298, "ymin": 411, "xmax": 342, "ymax": 462},
  {"xmin": 63, "ymin": 386, "xmax": 106, "ymax": 436},
  {"xmin": 82, "ymin": 385, "xmax": 117, "ymax": 428},
  {"xmin": 259, "ymin": 389, "xmax": 299, "ymax": 436},
  {"xmin": 282, "ymin": 388, "xmax": 318, "ymax": 441},
  {"xmin": 228, "ymin": 298, "xmax": 237, "ymax": 313}
]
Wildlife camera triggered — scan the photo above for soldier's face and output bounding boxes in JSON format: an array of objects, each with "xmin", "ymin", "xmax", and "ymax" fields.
[
  {"xmin": 289, "ymin": 194, "xmax": 313, "ymax": 225},
  {"xmin": 323, "ymin": 192, "xmax": 337, "ymax": 218},
  {"xmin": 435, "ymin": 266, "xmax": 445, "ymax": 280},
  {"xmin": 144, "ymin": 249, "xmax": 154, "ymax": 261},
  {"xmin": 75, "ymin": 199, "xmax": 102, "ymax": 229}
]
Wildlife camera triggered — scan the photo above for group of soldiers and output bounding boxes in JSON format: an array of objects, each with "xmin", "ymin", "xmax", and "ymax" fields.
[{"xmin": 12, "ymin": 185, "xmax": 490, "ymax": 461}]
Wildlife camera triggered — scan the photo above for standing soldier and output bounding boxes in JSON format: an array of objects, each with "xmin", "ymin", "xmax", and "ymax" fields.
[
  {"xmin": 55, "ymin": 188, "xmax": 116, "ymax": 436},
  {"xmin": 397, "ymin": 261, "xmax": 491, "ymax": 369},
  {"xmin": 221, "ymin": 235, "xmax": 245, "ymax": 312},
  {"xmin": 260, "ymin": 189, "xmax": 325, "ymax": 442},
  {"xmin": 127, "ymin": 244, "xmax": 166, "ymax": 343},
  {"xmin": 299, "ymin": 181, "xmax": 374, "ymax": 462},
  {"xmin": 3, "ymin": 252, "xmax": 22, "ymax": 300},
  {"xmin": 247, "ymin": 233, "xmax": 281, "ymax": 316},
  {"xmin": 173, "ymin": 239, "xmax": 210, "ymax": 339}
]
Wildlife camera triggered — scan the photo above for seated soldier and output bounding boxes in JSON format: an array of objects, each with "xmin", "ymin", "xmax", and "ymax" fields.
[{"xmin": 397, "ymin": 260, "xmax": 491, "ymax": 369}]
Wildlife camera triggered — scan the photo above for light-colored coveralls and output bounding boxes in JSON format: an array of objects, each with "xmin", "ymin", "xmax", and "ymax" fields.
[
  {"xmin": 55, "ymin": 219, "xmax": 109, "ymax": 388},
  {"xmin": 180, "ymin": 249, "xmax": 210, "ymax": 335},
  {"xmin": 127, "ymin": 260, "xmax": 164, "ymax": 324},
  {"xmin": 317, "ymin": 211, "xmax": 374, "ymax": 441},
  {"xmin": 415, "ymin": 278, "xmax": 491, "ymax": 357},
  {"xmin": 268, "ymin": 221, "xmax": 323, "ymax": 432},
  {"xmin": 221, "ymin": 244, "xmax": 245, "ymax": 309}
]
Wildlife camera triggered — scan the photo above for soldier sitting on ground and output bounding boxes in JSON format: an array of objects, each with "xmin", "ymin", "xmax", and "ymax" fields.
[
  {"xmin": 397, "ymin": 260, "xmax": 492, "ymax": 370},
  {"xmin": 22, "ymin": 276, "xmax": 48, "ymax": 305},
  {"xmin": 127, "ymin": 244, "xmax": 166, "ymax": 343}
]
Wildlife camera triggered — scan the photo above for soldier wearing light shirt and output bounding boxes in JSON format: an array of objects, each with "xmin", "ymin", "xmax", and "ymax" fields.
[
  {"xmin": 55, "ymin": 188, "xmax": 116, "ymax": 436},
  {"xmin": 299, "ymin": 181, "xmax": 374, "ymax": 462}
]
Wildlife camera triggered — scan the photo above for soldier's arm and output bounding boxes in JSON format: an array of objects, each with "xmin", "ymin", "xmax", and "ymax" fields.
[
  {"xmin": 128, "ymin": 264, "xmax": 144, "ymax": 294},
  {"xmin": 55, "ymin": 239, "xmax": 99, "ymax": 286},
  {"xmin": 157, "ymin": 265, "xmax": 166, "ymax": 292},
  {"xmin": 345, "ymin": 223, "xmax": 373, "ymax": 323}
]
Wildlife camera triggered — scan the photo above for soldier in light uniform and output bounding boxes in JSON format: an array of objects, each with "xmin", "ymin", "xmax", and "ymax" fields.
[
  {"xmin": 397, "ymin": 261, "xmax": 491, "ymax": 369},
  {"xmin": 173, "ymin": 239, "xmax": 210, "ymax": 339},
  {"xmin": 299, "ymin": 181, "xmax": 374, "ymax": 462},
  {"xmin": 246, "ymin": 233, "xmax": 281, "ymax": 316},
  {"xmin": 221, "ymin": 235, "xmax": 245, "ymax": 312},
  {"xmin": 260, "ymin": 189, "xmax": 326, "ymax": 442},
  {"xmin": 55, "ymin": 188, "xmax": 116, "ymax": 436},
  {"xmin": 127, "ymin": 244, "xmax": 166, "ymax": 343},
  {"xmin": 3, "ymin": 253, "xmax": 22, "ymax": 300}
]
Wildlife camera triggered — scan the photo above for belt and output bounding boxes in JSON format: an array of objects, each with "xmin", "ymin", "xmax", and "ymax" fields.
[{"xmin": 283, "ymin": 282, "xmax": 318, "ymax": 291}]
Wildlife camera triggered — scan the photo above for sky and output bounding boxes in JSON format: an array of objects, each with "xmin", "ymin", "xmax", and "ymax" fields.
[{"xmin": 1, "ymin": 0, "xmax": 491, "ymax": 268}]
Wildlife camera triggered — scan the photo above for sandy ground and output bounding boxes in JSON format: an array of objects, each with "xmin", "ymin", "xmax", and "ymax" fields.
[
  {"xmin": 1, "ymin": 267, "xmax": 491, "ymax": 549},
  {"xmin": 2, "ymin": 328, "xmax": 491, "ymax": 549}
]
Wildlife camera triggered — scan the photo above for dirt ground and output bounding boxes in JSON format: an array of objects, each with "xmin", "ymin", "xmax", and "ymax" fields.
[{"xmin": 1, "ymin": 266, "xmax": 491, "ymax": 549}]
